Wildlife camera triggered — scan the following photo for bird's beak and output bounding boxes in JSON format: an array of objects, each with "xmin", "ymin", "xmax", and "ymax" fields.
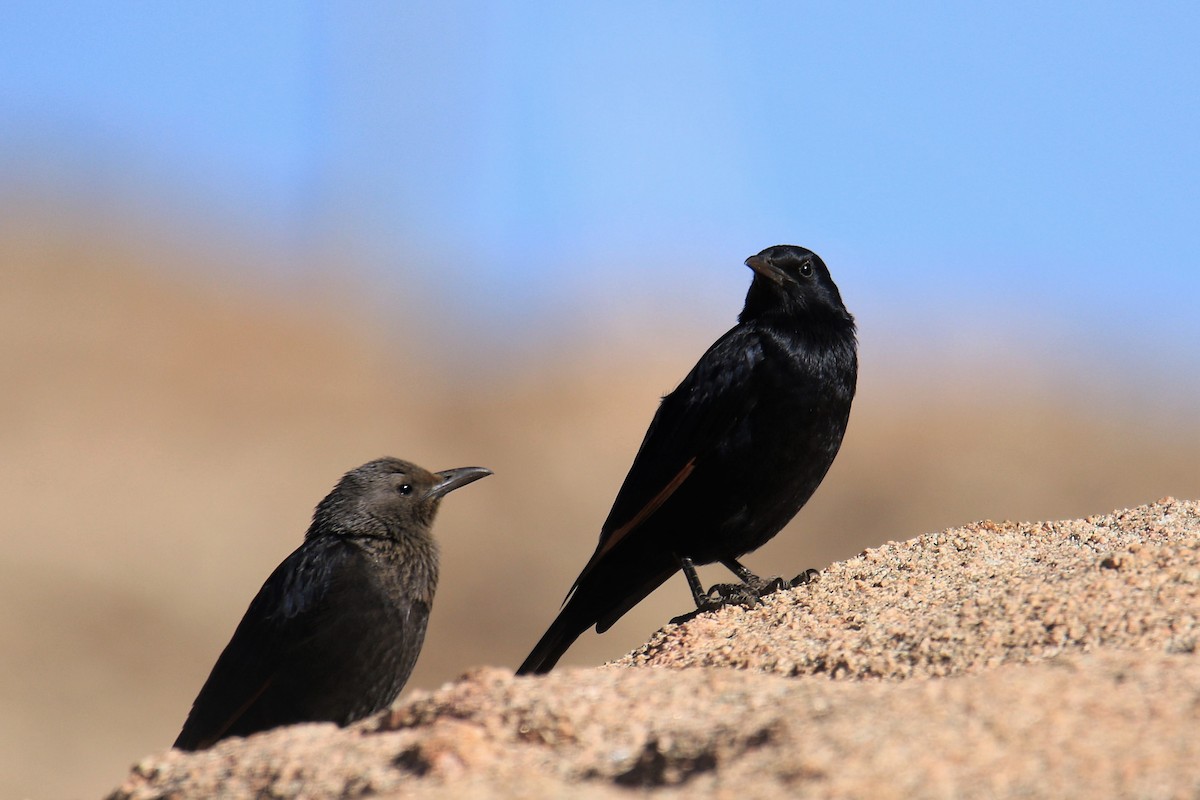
[
  {"xmin": 425, "ymin": 466, "xmax": 493, "ymax": 501},
  {"xmin": 745, "ymin": 254, "xmax": 786, "ymax": 286}
]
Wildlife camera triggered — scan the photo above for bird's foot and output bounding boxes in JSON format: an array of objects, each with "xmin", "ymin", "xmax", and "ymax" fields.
[
  {"xmin": 735, "ymin": 567, "xmax": 814, "ymax": 600},
  {"xmin": 681, "ymin": 557, "xmax": 820, "ymax": 614},
  {"xmin": 789, "ymin": 568, "xmax": 820, "ymax": 587},
  {"xmin": 743, "ymin": 573, "xmax": 790, "ymax": 596},
  {"xmin": 698, "ymin": 582, "xmax": 763, "ymax": 611},
  {"xmin": 697, "ymin": 568, "xmax": 820, "ymax": 611}
]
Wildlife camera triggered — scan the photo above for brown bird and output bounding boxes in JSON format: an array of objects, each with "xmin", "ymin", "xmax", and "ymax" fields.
[{"xmin": 174, "ymin": 457, "xmax": 491, "ymax": 750}]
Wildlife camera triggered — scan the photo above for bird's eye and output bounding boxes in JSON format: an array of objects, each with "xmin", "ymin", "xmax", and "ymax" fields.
[
  {"xmin": 799, "ymin": 261, "xmax": 814, "ymax": 278},
  {"xmin": 397, "ymin": 484, "xmax": 413, "ymax": 496}
]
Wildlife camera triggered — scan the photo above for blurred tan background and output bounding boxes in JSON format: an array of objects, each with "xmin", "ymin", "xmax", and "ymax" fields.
[
  {"xmin": 7, "ymin": 6, "xmax": 1200, "ymax": 797},
  {"xmin": 2, "ymin": 211, "xmax": 1196, "ymax": 798}
]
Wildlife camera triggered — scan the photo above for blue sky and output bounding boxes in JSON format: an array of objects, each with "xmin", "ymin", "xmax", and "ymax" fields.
[{"xmin": 2, "ymin": 2, "xmax": 1198, "ymax": 372}]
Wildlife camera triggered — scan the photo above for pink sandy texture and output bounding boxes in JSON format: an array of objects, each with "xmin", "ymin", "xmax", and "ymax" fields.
[{"xmin": 110, "ymin": 499, "xmax": 1200, "ymax": 799}]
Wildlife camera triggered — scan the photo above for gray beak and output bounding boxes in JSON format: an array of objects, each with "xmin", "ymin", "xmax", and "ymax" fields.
[
  {"xmin": 425, "ymin": 466, "xmax": 493, "ymax": 501},
  {"xmin": 745, "ymin": 254, "xmax": 786, "ymax": 286}
]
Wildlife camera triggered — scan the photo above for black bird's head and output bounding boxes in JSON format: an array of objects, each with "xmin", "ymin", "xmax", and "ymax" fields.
[
  {"xmin": 307, "ymin": 457, "xmax": 492, "ymax": 542},
  {"xmin": 740, "ymin": 245, "xmax": 854, "ymax": 328}
]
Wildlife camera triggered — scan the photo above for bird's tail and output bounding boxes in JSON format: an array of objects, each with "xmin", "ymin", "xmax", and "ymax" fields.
[
  {"xmin": 517, "ymin": 557, "xmax": 679, "ymax": 675},
  {"xmin": 516, "ymin": 602, "xmax": 592, "ymax": 675}
]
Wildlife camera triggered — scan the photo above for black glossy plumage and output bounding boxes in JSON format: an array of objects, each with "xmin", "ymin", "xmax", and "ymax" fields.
[
  {"xmin": 518, "ymin": 245, "xmax": 857, "ymax": 674},
  {"xmin": 174, "ymin": 458, "xmax": 491, "ymax": 751}
]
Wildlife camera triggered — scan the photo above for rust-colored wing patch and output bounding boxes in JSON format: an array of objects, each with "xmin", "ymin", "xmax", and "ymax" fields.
[{"xmin": 592, "ymin": 458, "xmax": 696, "ymax": 565}]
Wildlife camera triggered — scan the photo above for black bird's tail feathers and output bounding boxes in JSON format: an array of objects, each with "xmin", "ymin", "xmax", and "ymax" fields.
[
  {"xmin": 517, "ymin": 558, "xmax": 678, "ymax": 675},
  {"xmin": 516, "ymin": 604, "xmax": 591, "ymax": 675}
]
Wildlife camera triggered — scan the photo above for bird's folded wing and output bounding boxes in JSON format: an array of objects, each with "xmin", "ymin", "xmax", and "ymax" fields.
[
  {"xmin": 173, "ymin": 539, "xmax": 344, "ymax": 750},
  {"xmin": 588, "ymin": 327, "xmax": 765, "ymax": 564}
]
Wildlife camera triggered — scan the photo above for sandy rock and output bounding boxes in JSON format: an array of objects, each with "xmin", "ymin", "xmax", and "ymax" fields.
[
  {"xmin": 623, "ymin": 498, "xmax": 1200, "ymax": 676},
  {"xmin": 109, "ymin": 499, "xmax": 1200, "ymax": 799}
]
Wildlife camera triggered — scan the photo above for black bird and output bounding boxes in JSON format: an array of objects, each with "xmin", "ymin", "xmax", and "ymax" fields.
[
  {"xmin": 174, "ymin": 457, "xmax": 491, "ymax": 750},
  {"xmin": 518, "ymin": 245, "xmax": 857, "ymax": 674}
]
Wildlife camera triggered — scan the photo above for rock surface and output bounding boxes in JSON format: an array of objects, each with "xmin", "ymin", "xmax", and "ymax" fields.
[{"xmin": 110, "ymin": 499, "xmax": 1200, "ymax": 799}]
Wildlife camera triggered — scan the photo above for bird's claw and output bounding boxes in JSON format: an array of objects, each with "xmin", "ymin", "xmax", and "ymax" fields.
[
  {"xmin": 699, "ymin": 582, "xmax": 762, "ymax": 610},
  {"xmin": 750, "ymin": 575, "xmax": 789, "ymax": 595},
  {"xmin": 789, "ymin": 568, "xmax": 820, "ymax": 587},
  {"xmin": 697, "ymin": 569, "xmax": 820, "ymax": 612}
]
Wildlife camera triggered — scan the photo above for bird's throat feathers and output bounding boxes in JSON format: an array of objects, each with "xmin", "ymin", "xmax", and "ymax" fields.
[
  {"xmin": 739, "ymin": 276, "xmax": 854, "ymax": 333},
  {"xmin": 740, "ymin": 291, "xmax": 856, "ymax": 349}
]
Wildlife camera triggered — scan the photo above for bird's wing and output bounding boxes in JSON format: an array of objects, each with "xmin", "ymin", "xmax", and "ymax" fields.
[
  {"xmin": 584, "ymin": 325, "xmax": 766, "ymax": 570},
  {"xmin": 173, "ymin": 538, "xmax": 348, "ymax": 750}
]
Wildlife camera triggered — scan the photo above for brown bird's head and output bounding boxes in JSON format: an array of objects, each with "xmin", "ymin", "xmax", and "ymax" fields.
[{"xmin": 307, "ymin": 457, "xmax": 492, "ymax": 541}]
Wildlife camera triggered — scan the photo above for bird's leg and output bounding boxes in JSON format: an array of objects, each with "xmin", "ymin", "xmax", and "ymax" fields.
[
  {"xmin": 679, "ymin": 555, "xmax": 762, "ymax": 611},
  {"xmin": 722, "ymin": 558, "xmax": 820, "ymax": 596},
  {"xmin": 679, "ymin": 556, "xmax": 712, "ymax": 608},
  {"xmin": 721, "ymin": 558, "xmax": 788, "ymax": 596},
  {"xmin": 680, "ymin": 556, "xmax": 814, "ymax": 612}
]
